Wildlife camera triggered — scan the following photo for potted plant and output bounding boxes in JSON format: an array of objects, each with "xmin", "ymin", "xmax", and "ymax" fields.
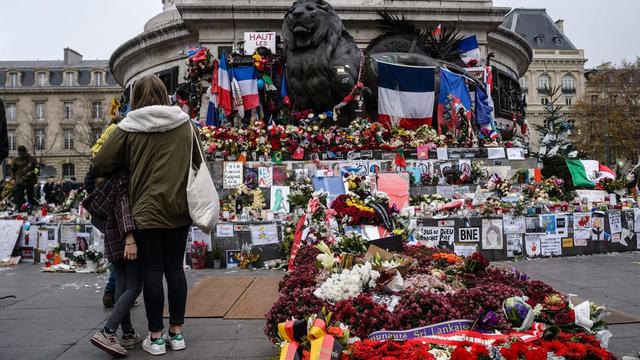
[
  {"xmin": 84, "ymin": 249, "xmax": 103, "ymax": 272},
  {"xmin": 211, "ymin": 245, "xmax": 223, "ymax": 269}
]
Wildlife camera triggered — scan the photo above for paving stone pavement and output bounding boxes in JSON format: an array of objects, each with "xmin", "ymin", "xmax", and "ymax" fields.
[{"xmin": 1, "ymin": 252, "xmax": 639, "ymax": 359}]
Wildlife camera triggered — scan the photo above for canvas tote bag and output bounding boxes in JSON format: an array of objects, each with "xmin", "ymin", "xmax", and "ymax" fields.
[{"xmin": 187, "ymin": 125, "xmax": 220, "ymax": 233}]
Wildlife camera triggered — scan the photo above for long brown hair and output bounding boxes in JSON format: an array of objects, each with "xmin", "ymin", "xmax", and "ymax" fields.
[{"xmin": 131, "ymin": 75, "xmax": 169, "ymax": 110}]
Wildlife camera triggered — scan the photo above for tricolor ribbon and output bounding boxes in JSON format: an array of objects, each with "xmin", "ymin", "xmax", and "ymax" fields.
[
  {"xmin": 278, "ymin": 315, "xmax": 342, "ymax": 360},
  {"xmin": 278, "ymin": 319, "xmax": 307, "ymax": 360},
  {"xmin": 308, "ymin": 317, "xmax": 343, "ymax": 360}
]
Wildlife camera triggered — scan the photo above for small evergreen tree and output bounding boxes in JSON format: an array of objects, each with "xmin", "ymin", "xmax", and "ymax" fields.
[{"xmin": 533, "ymin": 84, "xmax": 577, "ymax": 160}]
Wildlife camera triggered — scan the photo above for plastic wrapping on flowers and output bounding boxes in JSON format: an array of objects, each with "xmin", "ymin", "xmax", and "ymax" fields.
[{"xmin": 265, "ymin": 184, "xmax": 615, "ymax": 359}]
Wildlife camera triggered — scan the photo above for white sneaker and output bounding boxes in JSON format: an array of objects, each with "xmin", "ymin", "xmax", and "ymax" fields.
[
  {"xmin": 142, "ymin": 334, "xmax": 166, "ymax": 356},
  {"xmin": 164, "ymin": 332, "xmax": 186, "ymax": 351}
]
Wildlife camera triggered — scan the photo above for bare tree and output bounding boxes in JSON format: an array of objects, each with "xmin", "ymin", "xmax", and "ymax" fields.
[{"xmin": 571, "ymin": 59, "xmax": 640, "ymax": 165}]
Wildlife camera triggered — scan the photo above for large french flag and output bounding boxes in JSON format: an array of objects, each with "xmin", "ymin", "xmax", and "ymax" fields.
[
  {"xmin": 457, "ymin": 36, "xmax": 481, "ymax": 67},
  {"xmin": 217, "ymin": 54, "xmax": 233, "ymax": 116},
  {"xmin": 377, "ymin": 61, "xmax": 435, "ymax": 130},
  {"xmin": 232, "ymin": 66, "xmax": 260, "ymax": 110}
]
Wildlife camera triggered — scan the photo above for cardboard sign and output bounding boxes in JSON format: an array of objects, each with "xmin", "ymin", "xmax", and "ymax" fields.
[
  {"xmin": 573, "ymin": 212, "xmax": 591, "ymax": 245},
  {"xmin": 415, "ymin": 226, "xmax": 440, "ymax": 245},
  {"xmin": 503, "ymin": 215, "xmax": 526, "ymax": 234},
  {"xmin": 270, "ymin": 186, "xmax": 291, "ymax": 213},
  {"xmin": 458, "ymin": 227, "xmax": 480, "ymax": 243},
  {"xmin": 506, "ymin": 148, "xmax": 525, "ymax": 160},
  {"xmin": 488, "ymin": 148, "xmax": 505, "ymax": 159},
  {"xmin": 575, "ymin": 190, "xmax": 608, "ymax": 203},
  {"xmin": 525, "ymin": 234, "xmax": 542, "ymax": 257},
  {"xmin": 506, "ymin": 234, "xmax": 523, "ymax": 257},
  {"xmin": 609, "ymin": 211, "xmax": 622, "ymax": 234},
  {"xmin": 438, "ymin": 227, "xmax": 455, "ymax": 245},
  {"xmin": 482, "ymin": 219, "xmax": 504, "ymax": 250},
  {"xmin": 244, "ymin": 32, "xmax": 277, "ymax": 54},
  {"xmin": 562, "ymin": 237, "xmax": 574, "ymax": 248},
  {"xmin": 223, "ymin": 162, "xmax": 243, "ymax": 189},
  {"xmin": 436, "ymin": 148, "xmax": 449, "ymax": 160},
  {"xmin": 216, "ymin": 224, "xmax": 235, "ymax": 238},
  {"xmin": 454, "ymin": 244, "xmax": 477, "ymax": 257},
  {"xmin": 0, "ymin": 220, "xmax": 23, "ymax": 260},
  {"xmin": 541, "ymin": 236, "xmax": 562, "ymax": 256},
  {"xmin": 250, "ymin": 224, "xmax": 279, "ymax": 246},
  {"xmin": 258, "ymin": 167, "xmax": 273, "ymax": 188}
]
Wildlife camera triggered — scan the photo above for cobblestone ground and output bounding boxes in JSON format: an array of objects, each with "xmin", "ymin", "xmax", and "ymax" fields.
[{"xmin": 1, "ymin": 252, "xmax": 639, "ymax": 359}]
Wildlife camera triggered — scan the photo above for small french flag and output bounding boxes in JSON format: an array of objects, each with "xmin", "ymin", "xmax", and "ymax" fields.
[
  {"xmin": 377, "ymin": 61, "xmax": 436, "ymax": 130},
  {"xmin": 433, "ymin": 24, "xmax": 442, "ymax": 37},
  {"xmin": 457, "ymin": 35, "xmax": 481, "ymax": 67},
  {"xmin": 217, "ymin": 53, "xmax": 233, "ymax": 116},
  {"xmin": 232, "ymin": 66, "xmax": 260, "ymax": 111}
]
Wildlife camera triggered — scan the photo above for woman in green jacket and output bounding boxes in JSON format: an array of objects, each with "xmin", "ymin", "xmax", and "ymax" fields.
[{"xmin": 94, "ymin": 75, "xmax": 199, "ymax": 356}]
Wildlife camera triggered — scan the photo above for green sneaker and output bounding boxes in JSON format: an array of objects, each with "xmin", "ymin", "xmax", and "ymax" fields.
[
  {"xmin": 164, "ymin": 332, "xmax": 186, "ymax": 351},
  {"xmin": 142, "ymin": 334, "xmax": 166, "ymax": 356}
]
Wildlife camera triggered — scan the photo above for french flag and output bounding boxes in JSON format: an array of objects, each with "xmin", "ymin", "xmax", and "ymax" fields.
[
  {"xmin": 457, "ymin": 36, "xmax": 481, "ymax": 67},
  {"xmin": 232, "ymin": 66, "xmax": 260, "ymax": 110},
  {"xmin": 217, "ymin": 54, "xmax": 233, "ymax": 116},
  {"xmin": 377, "ymin": 61, "xmax": 435, "ymax": 130}
]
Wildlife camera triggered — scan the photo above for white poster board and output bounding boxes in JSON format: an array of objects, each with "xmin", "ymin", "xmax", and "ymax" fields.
[
  {"xmin": 0, "ymin": 220, "xmax": 23, "ymax": 261},
  {"xmin": 244, "ymin": 32, "xmax": 277, "ymax": 54}
]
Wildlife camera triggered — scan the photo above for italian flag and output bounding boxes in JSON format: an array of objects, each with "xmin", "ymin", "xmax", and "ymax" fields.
[{"xmin": 565, "ymin": 159, "xmax": 615, "ymax": 188}]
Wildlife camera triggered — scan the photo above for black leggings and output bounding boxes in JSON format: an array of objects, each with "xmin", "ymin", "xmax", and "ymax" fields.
[{"xmin": 136, "ymin": 226, "xmax": 190, "ymax": 332}]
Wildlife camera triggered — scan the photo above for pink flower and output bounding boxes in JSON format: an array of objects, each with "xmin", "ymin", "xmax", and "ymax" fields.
[{"xmin": 307, "ymin": 197, "xmax": 320, "ymax": 213}]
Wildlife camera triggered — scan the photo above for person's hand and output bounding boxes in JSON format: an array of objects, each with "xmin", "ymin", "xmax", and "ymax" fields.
[{"xmin": 124, "ymin": 233, "xmax": 137, "ymax": 261}]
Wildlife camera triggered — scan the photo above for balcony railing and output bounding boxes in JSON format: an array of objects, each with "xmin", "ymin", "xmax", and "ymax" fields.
[{"xmin": 562, "ymin": 87, "xmax": 577, "ymax": 94}]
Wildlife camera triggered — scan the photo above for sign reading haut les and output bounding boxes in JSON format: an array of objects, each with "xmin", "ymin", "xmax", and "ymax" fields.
[
  {"xmin": 368, "ymin": 320, "xmax": 475, "ymax": 341},
  {"xmin": 244, "ymin": 32, "xmax": 277, "ymax": 54}
]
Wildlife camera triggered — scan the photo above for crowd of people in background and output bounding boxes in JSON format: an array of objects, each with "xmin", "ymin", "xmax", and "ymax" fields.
[{"xmin": 0, "ymin": 146, "xmax": 82, "ymax": 210}]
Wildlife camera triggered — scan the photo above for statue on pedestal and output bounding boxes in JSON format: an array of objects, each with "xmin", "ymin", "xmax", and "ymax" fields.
[{"xmin": 282, "ymin": 0, "xmax": 362, "ymax": 123}]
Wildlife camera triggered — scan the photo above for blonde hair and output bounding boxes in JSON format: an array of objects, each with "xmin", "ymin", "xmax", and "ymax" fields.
[{"xmin": 131, "ymin": 75, "xmax": 169, "ymax": 110}]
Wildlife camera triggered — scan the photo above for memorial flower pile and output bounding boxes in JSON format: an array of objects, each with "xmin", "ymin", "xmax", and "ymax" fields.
[{"xmin": 266, "ymin": 241, "xmax": 614, "ymax": 359}]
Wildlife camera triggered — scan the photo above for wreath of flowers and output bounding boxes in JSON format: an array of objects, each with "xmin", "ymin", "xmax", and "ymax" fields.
[{"xmin": 223, "ymin": 184, "xmax": 265, "ymax": 213}]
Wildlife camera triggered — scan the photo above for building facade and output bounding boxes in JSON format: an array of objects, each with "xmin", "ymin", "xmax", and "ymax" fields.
[
  {"xmin": 0, "ymin": 48, "xmax": 122, "ymax": 181},
  {"xmin": 110, "ymin": 0, "xmax": 532, "ymax": 123},
  {"xmin": 504, "ymin": 9, "xmax": 587, "ymax": 152}
]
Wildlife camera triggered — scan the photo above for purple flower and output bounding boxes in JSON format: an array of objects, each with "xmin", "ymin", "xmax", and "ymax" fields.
[{"xmin": 479, "ymin": 310, "xmax": 499, "ymax": 331}]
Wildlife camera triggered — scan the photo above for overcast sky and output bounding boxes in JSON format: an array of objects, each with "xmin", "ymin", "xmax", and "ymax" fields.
[{"xmin": 1, "ymin": 0, "xmax": 638, "ymax": 68}]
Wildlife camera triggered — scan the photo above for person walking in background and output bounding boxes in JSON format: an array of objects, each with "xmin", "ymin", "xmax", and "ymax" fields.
[
  {"xmin": 93, "ymin": 75, "xmax": 195, "ymax": 356},
  {"xmin": 11, "ymin": 146, "xmax": 38, "ymax": 208}
]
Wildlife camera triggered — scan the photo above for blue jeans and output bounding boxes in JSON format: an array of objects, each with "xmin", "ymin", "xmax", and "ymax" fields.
[{"xmin": 105, "ymin": 264, "xmax": 116, "ymax": 294}]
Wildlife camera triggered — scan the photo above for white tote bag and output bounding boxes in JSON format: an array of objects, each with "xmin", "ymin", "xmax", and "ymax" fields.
[{"xmin": 186, "ymin": 125, "xmax": 220, "ymax": 234}]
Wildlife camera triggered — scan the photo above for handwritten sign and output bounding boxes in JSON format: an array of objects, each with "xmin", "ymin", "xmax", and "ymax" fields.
[
  {"xmin": 244, "ymin": 32, "xmax": 276, "ymax": 54},
  {"xmin": 609, "ymin": 211, "xmax": 622, "ymax": 234},
  {"xmin": 541, "ymin": 236, "xmax": 562, "ymax": 256},
  {"xmin": 223, "ymin": 162, "xmax": 243, "ymax": 189},
  {"xmin": 438, "ymin": 227, "xmax": 455, "ymax": 245},
  {"xmin": 250, "ymin": 224, "xmax": 279, "ymax": 246}
]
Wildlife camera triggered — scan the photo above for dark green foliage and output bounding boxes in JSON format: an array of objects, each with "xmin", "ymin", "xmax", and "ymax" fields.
[{"xmin": 533, "ymin": 85, "xmax": 576, "ymax": 160}]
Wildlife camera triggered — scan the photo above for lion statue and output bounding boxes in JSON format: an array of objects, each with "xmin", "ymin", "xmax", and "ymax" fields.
[{"xmin": 282, "ymin": 0, "xmax": 361, "ymax": 121}]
